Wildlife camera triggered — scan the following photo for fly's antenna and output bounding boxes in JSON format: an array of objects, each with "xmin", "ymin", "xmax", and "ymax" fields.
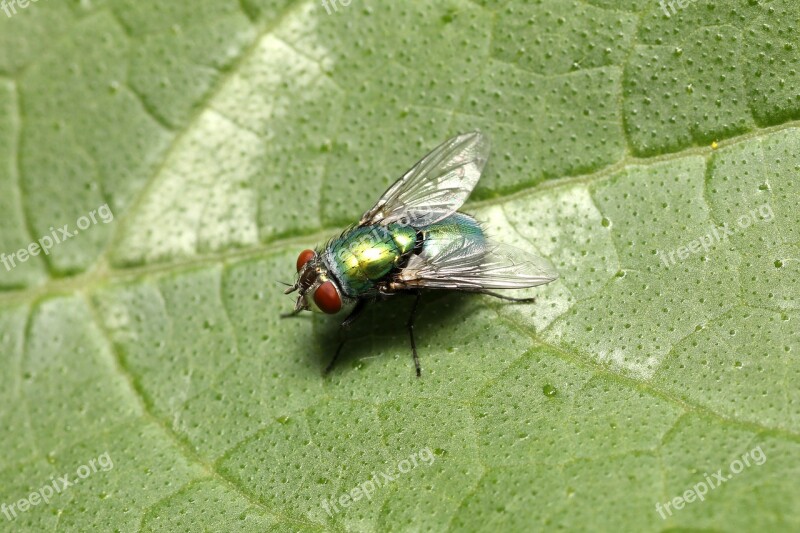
[{"xmin": 277, "ymin": 280, "xmax": 298, "ymax": 294}]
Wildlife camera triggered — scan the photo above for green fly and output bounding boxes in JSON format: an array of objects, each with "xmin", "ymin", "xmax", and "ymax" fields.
[{"xmin": 284, "ymin": 131, "xmax": 558, "ymax": 376}]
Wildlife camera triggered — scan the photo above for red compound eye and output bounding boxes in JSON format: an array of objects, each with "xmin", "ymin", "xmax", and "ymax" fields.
[
  {"xmin": 296, "ymin": 249, "xmax": 316, "ymax": 272},
  {"xmin": 313, "ymin": 281, "xmax": 342, "ymax": 314}
]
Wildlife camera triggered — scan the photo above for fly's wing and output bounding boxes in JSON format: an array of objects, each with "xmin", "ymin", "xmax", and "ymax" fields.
[
  {"xmin": 394, "ymin": 238, "xmax": 558, "ymax": 291},
  {"xmin": 359, "ymin": 131, "xmax": 490, "ymax": 227}
]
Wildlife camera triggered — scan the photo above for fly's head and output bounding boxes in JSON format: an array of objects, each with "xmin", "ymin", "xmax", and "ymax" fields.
[{"xmin": 286, "ymin": 249, "xmax": 350, "ymax": 315}]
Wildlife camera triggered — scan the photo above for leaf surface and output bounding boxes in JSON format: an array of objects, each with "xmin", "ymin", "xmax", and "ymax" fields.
[{"xmin": 1, "ymin": 1, "xmax": 799, "ymax": 531}]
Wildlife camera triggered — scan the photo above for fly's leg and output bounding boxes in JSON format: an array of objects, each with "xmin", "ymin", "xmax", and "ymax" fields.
[
  {"xmin": 407, "ymin": 292, "xmax": 422, "ymax": 377},
  {"xmin": 479, "ymin": 290, "xmax": 536, "ymax": 304},
  {"xmin": 324, "ymin": 299, "xmax": 367, "ymax": 375},
  {"xmin": 325, "ymin": 341, "xmax": 347, "ymax": 375},
  {"xmin": 341, "ymin": 299, "xmax": 368, "ymax": 329},
  {"xmin": 280, "ymin": 309, "xmax": 303, "ymax": 319}
]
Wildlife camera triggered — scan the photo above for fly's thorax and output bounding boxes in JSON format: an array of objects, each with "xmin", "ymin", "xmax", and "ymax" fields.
[{"xmin": 325, "ymin": 224, "xmax": 417, "ymax": 295}]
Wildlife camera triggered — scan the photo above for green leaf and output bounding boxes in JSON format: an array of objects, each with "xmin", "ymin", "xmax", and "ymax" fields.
[{"xmin": 1, "ymin": 0, "xmax": 798, "ymax": 531}]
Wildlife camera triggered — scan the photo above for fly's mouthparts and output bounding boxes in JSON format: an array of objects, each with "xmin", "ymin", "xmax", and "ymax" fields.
[{"xmin": 294, "ymin": 296, "xmax": 308, "ymax": 312}]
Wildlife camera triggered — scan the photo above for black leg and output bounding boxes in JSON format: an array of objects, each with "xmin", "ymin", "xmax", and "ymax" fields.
[
  {"xmin": 324, "ymin": 299, "xmax": 368, "ymax": 375},
  {"xmin": 340, "ymin": 299, "xmax": 367, "ymax": 329},
  {"xmin": 479, "ymin": 290, "xmax": 536, "ymax": 304},
  {"xmin": 325, "ymin": 339, "xmax": 347, "ymax": 375},
  {"xmin": 407, "ymin": 292, "xmax": 422, "ymax": 377},
  {"xmin": 280, "ymin": 308, "xmax": 303, "ymax": 319}
]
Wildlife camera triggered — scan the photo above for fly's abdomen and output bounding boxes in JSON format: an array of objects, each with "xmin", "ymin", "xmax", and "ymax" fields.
[
  {"xmin": 325, "ymin": 224, "xmax": 417, "ymax": 295},
  {"xmin": 419, "ymin": 213, "xmax": 486, "ymax": 261}
]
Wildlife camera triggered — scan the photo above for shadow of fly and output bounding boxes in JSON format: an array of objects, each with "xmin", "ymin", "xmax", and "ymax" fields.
[{"xmin": 283, "ymin": 131, "xmax": 558, "ymax": 377}]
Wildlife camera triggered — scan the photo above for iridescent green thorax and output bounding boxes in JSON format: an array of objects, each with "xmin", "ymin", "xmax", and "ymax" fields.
[
  {"xmin": 323, "ymin": 213, "xmax": 486, "ymax": 297},
  {"xmin": 324, "ymin": 223, "xmax": 417, "ymax": 295}
]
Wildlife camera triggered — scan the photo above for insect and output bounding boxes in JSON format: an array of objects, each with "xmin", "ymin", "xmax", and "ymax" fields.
[{"xmin": 284, "ymin": 131, "xmax": 558, "ymax": 376}]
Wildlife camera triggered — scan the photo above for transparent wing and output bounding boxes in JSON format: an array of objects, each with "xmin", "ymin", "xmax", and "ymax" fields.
[
  {"xmin": 359, "ymin": 131, "xmax": 490, "ymax": 227},
  {"xmin": 395, "ymin": 239, "xmax": 558, "ymax": 291}
]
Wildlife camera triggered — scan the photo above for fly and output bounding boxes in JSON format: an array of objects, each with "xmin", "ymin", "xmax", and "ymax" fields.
[{"xmin": 284, "ymin": 131, "xmax": 558, "ymax": 376}]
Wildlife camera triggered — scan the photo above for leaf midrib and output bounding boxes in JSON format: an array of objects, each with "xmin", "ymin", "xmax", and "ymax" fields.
[{"xmin": 3, "ymin": 116, "xmax": 800, "ymax": 310}]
